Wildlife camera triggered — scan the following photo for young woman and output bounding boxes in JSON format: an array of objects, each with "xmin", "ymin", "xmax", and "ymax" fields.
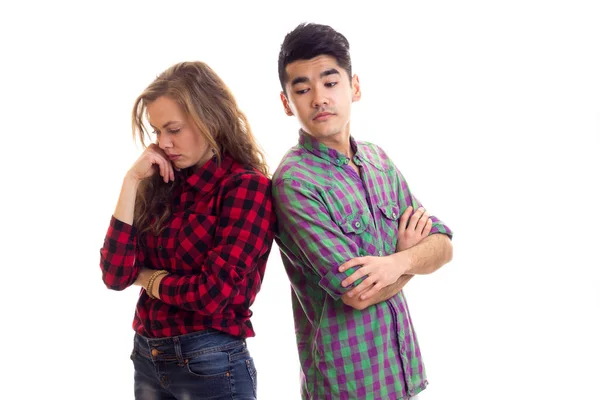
[{"xmin": 99, "ymin": 61, "xmax": 276, "ymax": 400}]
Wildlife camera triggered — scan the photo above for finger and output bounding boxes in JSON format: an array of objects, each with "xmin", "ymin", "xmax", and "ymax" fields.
[
  {"xmin": 407, "ymin": 207, "xmax": 425, "ymax": 231},
  {"xmin": 339, "ymin": 257, "xmax": 367, "ymax": 273},
  {"xmin": 415, "ymin": 211, "xmax": 429, "ymax": 235},
  {"xmin": 156, "ymin": 157, "xmax": 171, "ymax": 183},
  {"xmin": 156, "ymin": 154, "xmax": 173, "ymax": 182},
  {"xmin": 398, "ymin": 206, "xmax": 413, "ymax": 232},
  {"xmin": 155, "ymin": 158, "xmax": 168, "ymax": 183},
  {"xmin": 359, "ymin": 281, "xmax": 384, "ymax": 300},
  {"xmin": 163, "ymin": 157, "xmax": 174, "ymax": 182},
  {"xmin": 160, "ymin": 154, "xmax": 175, "ymax": 182},
  {"xmin": 341, "ymin": 266, "xmax": 370, "ymax": 288},
  {"xmin": 423, "ymin": 218, "xmax": 433, "ymax": 236},
  {"xmin": 347, "ymin": 276, "xmax": 376, "ymax": 297}
]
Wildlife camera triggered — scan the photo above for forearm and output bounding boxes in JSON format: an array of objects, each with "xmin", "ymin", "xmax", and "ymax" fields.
[
  {"xmin": 113, "ymin": 174, "xmax": 140, "ymax": 225},
  {"xmin": 396, "ymin": 233, "xmax": 453, "ymax": 275},
  {"xmin": 342, "ymin": 274, "xmax": 413, "ymax": 310},
  {"xmin": 157, "ymin": 269, "xmax": 242, "ymax": 313}
]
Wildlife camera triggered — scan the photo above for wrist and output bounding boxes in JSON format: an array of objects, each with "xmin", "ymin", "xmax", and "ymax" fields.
[
  {"xmin": 391, "ymin": 251, "xmax": 412, "ymax": 275},
  {"xmin": 152, "ymin": 274, "xmax": 167, "ymax": 299},
  {"xmin": 146, "ymin": 270, "xmax": 168, "ymax": 300},
  {"xmin": 124, "ymin": 171, "xmax": 142, "ymax": 187}
]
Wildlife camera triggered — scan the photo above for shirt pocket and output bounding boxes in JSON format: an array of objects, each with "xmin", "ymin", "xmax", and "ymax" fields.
[
  {"xmin": 378, "ymin": 202, "xmax": 400, "ymax": 254},
  {"xmin": 337, "ymin": 210, "xmax": 370, "ymax": 236}
]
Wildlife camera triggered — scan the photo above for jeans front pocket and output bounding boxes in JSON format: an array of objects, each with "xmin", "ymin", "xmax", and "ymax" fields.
[{"xmin": 185, "ymin": 350, "xmax": 230, "ymax": 379}]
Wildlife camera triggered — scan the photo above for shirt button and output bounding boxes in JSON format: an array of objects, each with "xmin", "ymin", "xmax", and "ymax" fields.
[
  {"xmin": 158, "ymin": 245, "xmax": 163, "ymax": 250},
  {"xmin": 392, "ymin": 213, "xmax": 397, "ymax": 219},
  {"xmin": 354, "ymin": 222, "xmax": 361, "ymax": 228},
  {"xmin": 335, "ymin": 159, "xmax": 340, "ymax": 164}
]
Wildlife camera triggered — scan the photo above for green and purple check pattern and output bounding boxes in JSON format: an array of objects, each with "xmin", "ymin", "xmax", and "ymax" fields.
[{"xmin": 273, "ymin": 132, "xmax": 453, "ymax": 400}]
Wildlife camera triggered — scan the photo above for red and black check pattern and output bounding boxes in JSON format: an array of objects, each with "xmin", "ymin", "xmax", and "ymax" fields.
[{"xmin": 100, "ymin": 154, "xmax": 276, "ymax": 338}]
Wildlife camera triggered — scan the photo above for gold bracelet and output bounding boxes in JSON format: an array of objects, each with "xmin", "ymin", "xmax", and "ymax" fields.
[{"xmin": 146, "ymin": 270, "xmax": 168, "ymax": 299}]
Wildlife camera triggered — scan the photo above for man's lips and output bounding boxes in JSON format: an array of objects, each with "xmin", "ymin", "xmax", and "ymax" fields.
[{"xmin": 313, "ymin": 112, "xmax": 333, "ymax": 121}]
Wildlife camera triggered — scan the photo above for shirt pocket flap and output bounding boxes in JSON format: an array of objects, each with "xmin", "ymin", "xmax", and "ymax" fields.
[
  {"xmin": 378, "ymin": 203, "xmax": 400, "ymax": 221},
  {"xmin": 337, "ymin": 211, "xmax": 369, "ymax": 235}
]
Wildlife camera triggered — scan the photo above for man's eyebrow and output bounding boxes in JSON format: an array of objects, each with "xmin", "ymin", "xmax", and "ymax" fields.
[
  {"xmin": 290, "ymin": 68, "xmax": 341, "ymax": 86},
  {"xmin": 291, "ymin": 76, "xmax": 309, "ymax": 86},
  {"xmin": 321, "ymin": 68, "xmax": 340, "ymax": 78}
]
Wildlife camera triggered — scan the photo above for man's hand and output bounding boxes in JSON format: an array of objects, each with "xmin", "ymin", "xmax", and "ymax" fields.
[
  {"xmin": 342, "ymin": 274, "xmax": 414, "ymax": 310},
  {"xmin": 338, "ymin": 206, "xmax": 432, "ymax": 302},
  {"xmin": 397, "ymin": 206, "xmax": 432, "ymax": 251},
  {"xmin": 339, "ymin": 255, "xmax": 409, "ymax": 300}
]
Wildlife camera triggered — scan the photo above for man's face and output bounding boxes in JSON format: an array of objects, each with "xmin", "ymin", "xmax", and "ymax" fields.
[{"xmin": 281, "ymin": 55, "xmax": 361, "ymax": 142}]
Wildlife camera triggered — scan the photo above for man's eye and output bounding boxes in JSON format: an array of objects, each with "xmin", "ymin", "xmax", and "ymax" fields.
[
  {"xmin": 295, "ymin": 89, "xmax": 309, "ymax": 95},
  {"xmin": 325, "ymin": 82, "xmax": 338, "ymax": 87}
]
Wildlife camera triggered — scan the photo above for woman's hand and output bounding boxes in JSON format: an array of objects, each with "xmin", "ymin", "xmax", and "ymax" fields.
[{"xmin": 127, "ymin": 144, "xmax": 175, "ymax": 183}]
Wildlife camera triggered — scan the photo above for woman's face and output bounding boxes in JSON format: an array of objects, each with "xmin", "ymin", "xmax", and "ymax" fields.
[{"xmin": 147, "ymin": 96, "xmax": 213, "ymax": 169}]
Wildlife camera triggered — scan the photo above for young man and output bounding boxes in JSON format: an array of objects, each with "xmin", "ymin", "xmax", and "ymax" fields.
[{"xmin": 272, "ymin": 23, "xmax": 454, "ymax": 399}]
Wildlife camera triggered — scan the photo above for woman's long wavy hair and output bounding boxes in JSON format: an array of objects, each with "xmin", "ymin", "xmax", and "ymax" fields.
[{"xmin": 131, "ymin": 61, "xmax": 269, "ymax": 236}]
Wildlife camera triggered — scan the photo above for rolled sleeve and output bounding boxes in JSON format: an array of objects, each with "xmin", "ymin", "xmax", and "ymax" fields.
[
  {"xmin": 273, "ymin": 178, "xmax": 363, "ymax": 300},
  {"xmin": 396, "ymin": 168, "xmax": 453, "ymax": 240}
]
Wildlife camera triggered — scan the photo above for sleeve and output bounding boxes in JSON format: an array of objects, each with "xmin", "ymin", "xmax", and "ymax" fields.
[
  {"xmin": 273, "ymin": 177, "xmax": 365, "ymax": 300},
  {"xmin": 395, "ymin": 167, "xmax": 454, "ymax": 239},
  {"xmin": 157, "ymin": 173, "xmax": 275, "ymax": 313},
  {"xmin": 99, "ymin": 216, "xmax": 142, "ymax": 290}
]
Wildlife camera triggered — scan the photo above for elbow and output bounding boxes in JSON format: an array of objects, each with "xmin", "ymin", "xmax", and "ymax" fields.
[
  {"xmin": 101, "ymin": 274, "xmax": 131, "ymax": 291},
  {"xmin": 100, "ymin": 263, "xmax": 135, "ymax": 291},
  {"xmin": 445, "ymin": 236, "xmax": 454, "ymax": 264},
  {"xmin": 103, "ymin": 280, "xmax": 129, "ymax": 291}
]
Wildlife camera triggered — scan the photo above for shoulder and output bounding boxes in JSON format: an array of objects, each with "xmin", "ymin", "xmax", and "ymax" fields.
[
  {"xmin": 356, "ymin": 140, "xmax": 396, "ymax": 171},
  {"xmin": 224, "ymin": 162, "xmax": 272, "ymax": 191},
  {"xmin": 272, "ymin": 146, "xmax": 330, "ymax": 189}
]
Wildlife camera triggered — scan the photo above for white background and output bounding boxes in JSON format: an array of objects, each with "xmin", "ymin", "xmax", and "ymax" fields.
[{"xmin": 1, "ymin": 1, "xmax": 598, "ymax": 399}]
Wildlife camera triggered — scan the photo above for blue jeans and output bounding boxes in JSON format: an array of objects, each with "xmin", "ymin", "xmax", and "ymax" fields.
[{"xmin": 130, "ymin": 329, "xmax": 257, "ymax": 400}]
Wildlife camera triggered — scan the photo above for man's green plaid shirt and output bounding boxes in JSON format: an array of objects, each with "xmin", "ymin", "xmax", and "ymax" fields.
[{"xmin": 273, "ymin": 132, "xmax": 453, "ymax": 400}]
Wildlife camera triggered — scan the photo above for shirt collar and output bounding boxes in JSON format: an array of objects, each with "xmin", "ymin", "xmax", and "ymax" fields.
[
  {"xmin": 178, "ymin": 152, "xmax": 234, "ymax": 192},
  {"xmin": 298, "ymin": 130, "xmax": 382, "ymax": 169}
]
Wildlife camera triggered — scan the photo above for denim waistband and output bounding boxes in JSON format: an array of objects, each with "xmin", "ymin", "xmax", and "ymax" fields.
[{"xmin": 133, "ymin": 329, "xmax": 246, "ymax": 363}]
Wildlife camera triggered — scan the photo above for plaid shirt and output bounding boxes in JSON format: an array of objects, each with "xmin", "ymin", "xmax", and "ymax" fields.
[
  {"xmin": 273, "ymin": 133, "xmax": 453, "ymax": 400},
  {"xmin": 100, "ymin": 154, "xmax": 276, "ymax": 339}
]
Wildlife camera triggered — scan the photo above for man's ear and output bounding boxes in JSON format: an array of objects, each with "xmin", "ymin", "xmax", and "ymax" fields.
[
  {"xmin": 280, "ymin": 91, "xmax": 294, "ymax": 116},
  {"xmin": 351, "ymin": 74, "xmax": 361, "ymax": 102}
]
